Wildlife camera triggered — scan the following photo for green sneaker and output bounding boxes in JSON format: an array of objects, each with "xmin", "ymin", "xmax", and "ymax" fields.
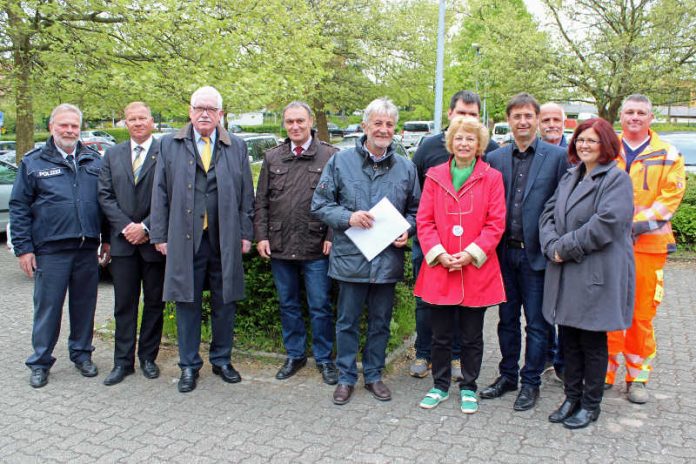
[
  {"xmin": 419, "ymin": 388, "xmax": 449, "ymax": 409},
  {"xmin": 460, "ymin": 389, "xmax": 479, "ymax": 414}
]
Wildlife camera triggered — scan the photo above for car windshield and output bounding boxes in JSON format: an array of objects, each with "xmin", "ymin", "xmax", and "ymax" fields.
[
  {"xmin": 0, "ymin": 162, "xmax": 17, "ymax": 184},
  {"xmin": 494, "ymin": 125, "xmax": 509, "ymax": 135},
  {"xmin": 403, "ymin": 123, "xmax": 430, "ymax": 132},
  {"xmin": 660, "ymin": 133, "xmax": 696, "ymax": 166}
]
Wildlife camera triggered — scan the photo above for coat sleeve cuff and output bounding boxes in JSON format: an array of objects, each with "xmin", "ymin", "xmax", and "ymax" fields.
[
  {"xmin": 425, "ymin": 244, "xmax": 447, "ymax": 266},
  {"xmin": 465, "ymin": 242, "xmax": 487, "ymax": 269}
]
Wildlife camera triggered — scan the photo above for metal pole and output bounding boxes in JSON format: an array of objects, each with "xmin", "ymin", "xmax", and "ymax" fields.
[{"xmin": 433, "ymin": 0, "xmax": 446, "ymax": 133}]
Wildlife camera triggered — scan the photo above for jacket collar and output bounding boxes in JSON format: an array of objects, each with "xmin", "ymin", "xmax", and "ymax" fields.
[
  {"xmin": 40, "ymin": 137, "xmax": 99, "ymax": 165},
  {"xmin": 426, "ymin": 156, "xmax": 490, "ymax": 198},
  {"xmin": 281, "ymin": 130, "xmax": 319, "ymax": 160},
  {"xmin": 354, "ymin": 134, "xmax": 397, "ymax": 168},
  {"xmin": 174, "ymin": 123, "xmax": 231, "ymax": 146}
]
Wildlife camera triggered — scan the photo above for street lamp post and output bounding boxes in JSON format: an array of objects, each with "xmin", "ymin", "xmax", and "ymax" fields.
[
  {"xmin": 433, "ymin": 0, "xmax": 446, "ymax": 134},
  {"xmin": 472, "ymin": 43, "xmax": 488, "ymax": 128}
]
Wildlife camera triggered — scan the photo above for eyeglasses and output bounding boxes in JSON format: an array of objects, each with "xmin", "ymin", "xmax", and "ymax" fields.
[
  {"xmin": 575, "ymin": 138, "xmax": 601, "ymax": 146},
  {"xmin": 191, "ymin": 106, "xmax": 220, "ymax": 115}
]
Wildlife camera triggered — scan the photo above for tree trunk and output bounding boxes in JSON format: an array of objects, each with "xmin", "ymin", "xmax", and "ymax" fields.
[
  {"xmin": 313, "ymin": 99, "xmax": 330, "ymax": 142},
  {"xmin": 7, "ymin": 7, "xmax": 35, "ymax": 162}
]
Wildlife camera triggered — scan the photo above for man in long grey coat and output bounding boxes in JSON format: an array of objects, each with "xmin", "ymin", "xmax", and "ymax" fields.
[{"xmin": 150, "ymin": 86, "xmax": 255, "ymax": 393}]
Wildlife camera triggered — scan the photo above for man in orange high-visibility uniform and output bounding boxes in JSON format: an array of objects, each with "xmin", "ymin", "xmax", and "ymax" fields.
[{"xmin": 606, "ymin": 94, "xmax": 686, "ymax": 404}]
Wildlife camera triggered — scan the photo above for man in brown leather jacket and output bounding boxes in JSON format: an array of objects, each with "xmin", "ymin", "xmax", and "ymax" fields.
[{"xmin": 254, "ymin": 101, "xmax": 338, "ymax": 384}]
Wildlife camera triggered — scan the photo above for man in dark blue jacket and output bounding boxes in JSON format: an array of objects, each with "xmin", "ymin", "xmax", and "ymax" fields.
[
  {"xmin": 480, "ymin": 94, "xmax": 568, "ymax": 412},
  {"xmin": 10, "ymin": 104, "xmax": 109, "ymax": 388}
]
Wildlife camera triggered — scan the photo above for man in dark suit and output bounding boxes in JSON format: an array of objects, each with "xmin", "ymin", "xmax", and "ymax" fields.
[
  {"xmin": 150, "ymin": 86, "xmax": 255, "ymax": 393},
  {"xmin": 480, "ymin": 93, "xmax": 568, "ymax": 412},
  {"xmin": 99, "ymin": 102, "xmax": 165, "ymax": 385}
]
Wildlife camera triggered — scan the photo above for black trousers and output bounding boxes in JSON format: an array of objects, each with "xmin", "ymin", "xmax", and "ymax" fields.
[
  {"xmin": 110, "ymin": 253, "xmax": 165, "ymax": 367},
  {"xmin": 560, "ymin": 325, "xmax": 608, "ymax": 410},
  {"xmin": 430, "ymin": 305, "xmax": 486, "ymax": 392}
]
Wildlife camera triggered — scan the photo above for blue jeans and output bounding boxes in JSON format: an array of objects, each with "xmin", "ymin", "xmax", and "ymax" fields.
[
  {"xmin": 335, "ymin": 282, "xmax": 395, "ymax": 385},
  {"xmin": 27, "ymin": 249, "xmax": 99, "ymax": 369},
  {"xmin": 270, "ymin": 258, "xmax": 334, "ymax": 364},
  {"xmin": 546, "ymin": 324, "xmax": 565, "ymax": 375},
  {"xmin": 497, "ymin": 247, "xmax": 548, "ymax": 387},
  {"xmin": 412, "ymin": 239, "xmax": 461, "ymax": 361}
]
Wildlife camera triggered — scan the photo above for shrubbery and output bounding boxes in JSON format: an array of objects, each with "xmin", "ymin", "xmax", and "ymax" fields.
[
  {"xmin": 161, "ymin": 248, "xmax": 416, "ymax": 356},
  {"xmin": 673, "ymin": 173, "xmax": 696, "ymax": 250}
]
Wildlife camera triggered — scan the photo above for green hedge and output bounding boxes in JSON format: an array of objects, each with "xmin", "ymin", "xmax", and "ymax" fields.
[
  {"xmin": 673, "ymin": 173, "xmax": 696, "ymax": 250},
  {"xmin": 161, "ymin": 248, "xmax": 416, "ymax": 356}
]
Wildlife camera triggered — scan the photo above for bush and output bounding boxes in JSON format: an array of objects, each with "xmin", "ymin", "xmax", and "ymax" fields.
[
  {"xmin": 673, "ymin": 173, "xmax": 696, "ymax": 250},
  {"xmin": 161, "ymin": 248, "xmax": 417, "ymax": 356}
]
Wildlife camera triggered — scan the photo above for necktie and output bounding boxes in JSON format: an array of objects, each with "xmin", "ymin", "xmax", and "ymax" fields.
[
  {"xmin": 66, "ymin": 154, "xmax": 75, "ymax": 169},
  {"xmin": 201, "ymin": 137, "xmax": 212, "ymax": 230},
  {"xmin": 294, "ymin": 146, "xmax": 303, "ymax": 157},
  {"xmin": 201, "ymin": 137, "xmax": 212, "ymax": 172},
  {"xmin": 132, "ymin": 146, "xmax": 144, "ymax": 183}
]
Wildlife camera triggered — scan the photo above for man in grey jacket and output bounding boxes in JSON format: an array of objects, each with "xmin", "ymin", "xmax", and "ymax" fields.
[
  {"xmin": 150, "ymin": 86, "xmax": 255, "ymax": 393},
  {"xmin": 312, "ymin": 98, "xmax": 420, "ymax": 405}
]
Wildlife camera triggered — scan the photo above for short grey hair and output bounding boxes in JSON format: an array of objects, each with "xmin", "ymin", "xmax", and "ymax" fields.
[
  {"xmin": 362, "ymin": 97, "xmax": 399, "ymax": 124},
  {"xmin": 190, "ymin": 86, "xmax": 223, "ymax": 109},
  {"xmin": 540, "ymin": 102, "xmax": 566, "ymax": 120},
  {"xmin": 49, "ymin": 104, "xmax": 82, "ymax": 126},
  {"xmin": 622, "ymin": 94, "xmax": 652, "ymax": 112},
  {"xmin": 282, "ymin": 101, "xmax": 313, "ymax": 122}
]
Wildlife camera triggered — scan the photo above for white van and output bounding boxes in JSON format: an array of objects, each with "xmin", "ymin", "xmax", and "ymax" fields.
[
  {"xmin": 492, "ymin": 122, "xmax": 510, "ymax": 145},
  {"xmin": 402, "ymin": 121, "xmax": 435, "ymax": 148}
]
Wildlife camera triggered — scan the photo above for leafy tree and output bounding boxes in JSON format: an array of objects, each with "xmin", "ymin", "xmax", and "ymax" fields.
[{"xmin": 540, "ymin": 0, "xmax": 696, "ymax": 122}]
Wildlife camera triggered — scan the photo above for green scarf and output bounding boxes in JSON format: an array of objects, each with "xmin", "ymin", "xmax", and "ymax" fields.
[{"xmin": 450, "ymin": 158, "xmax": 476, "ymax": 191}]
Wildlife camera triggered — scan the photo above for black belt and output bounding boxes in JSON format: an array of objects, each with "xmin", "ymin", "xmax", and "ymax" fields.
[{"xmin": 506, "ymin": 239, "xmax": 525, "ymax": 249}]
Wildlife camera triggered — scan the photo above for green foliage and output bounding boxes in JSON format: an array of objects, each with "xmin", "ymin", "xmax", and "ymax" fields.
[
  {"xmin": 674, "ymin": 174, "xmax": 696, "ymax": 250},
  {"xmin": 159, "ymin": 249, "xmax": 417, "ymax": 356}
]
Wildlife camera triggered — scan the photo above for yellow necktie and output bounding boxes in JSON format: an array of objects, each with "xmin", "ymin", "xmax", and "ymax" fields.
[
  {"xmin": 201, "ymin": 137, "xmax": 211, "ymax": 230},
  {"xmin": 132, "ymin": 146, "xmax": 144, "ymax": 183}
]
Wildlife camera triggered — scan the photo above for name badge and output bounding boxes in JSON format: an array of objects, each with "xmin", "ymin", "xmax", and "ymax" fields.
[
  {"xmin": 452, "ymin": 225, "xmax": 463, "ymax": 237},
  {"xmin": 37, "ymin": 168, "xmax": 64, "ymax": 178}
]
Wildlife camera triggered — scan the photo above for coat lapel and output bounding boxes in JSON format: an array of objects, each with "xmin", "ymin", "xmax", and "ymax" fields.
[
  {"xmin": 136, "ymin": 141, "xmax": 159, "ymax": 184},
  {"xmin": 565, "ymin": 162, "xmax": 614, "ymax": 213},
  {"xmin": 119, "ymin": 142, "xmax": 136, "ymax": 185},
  {"xmin": 523, "ymin": 143, "xmax": 545, "ymax": 202},
  {"xmin": 501, "ymin": 147, "xmax": 513, "ymax": 204}
]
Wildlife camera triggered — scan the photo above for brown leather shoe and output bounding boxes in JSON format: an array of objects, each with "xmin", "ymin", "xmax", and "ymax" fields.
[
  {"xmin": 365, "ymin": 380, "xmax": 392, "ymax": 401},
  {"xmin": 333, "ymin": 384, "xmax": 354, "ymax": 405}
]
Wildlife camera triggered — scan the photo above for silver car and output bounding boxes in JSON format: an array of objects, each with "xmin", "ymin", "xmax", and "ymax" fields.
[{"xmin": 0, "ymin": 160, "xmax": 18, "ymax": 231}]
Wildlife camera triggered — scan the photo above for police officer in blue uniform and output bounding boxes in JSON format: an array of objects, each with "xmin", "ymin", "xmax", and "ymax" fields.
[{"xmin": 10, "ymin": 103, "xmax": 110, "ymax": 388}]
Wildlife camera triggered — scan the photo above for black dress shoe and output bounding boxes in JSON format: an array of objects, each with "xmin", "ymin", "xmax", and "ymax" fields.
[
  {"xmin": 365, "ymin": 380, "xmax": 392, "ymax": 401},
  {"xmin": 212, "ymin": 363, "xmax": 242, "ymax": 383},
  {"xmin": 178, "ymin": 368, "xmax": 200, "ymax": 393},
  {"xmin": 479, "ymin": 376, "xmax": 518, "ymax": 399},
  {"xmin": 548, "ymin": 398, "xmax": 580, "ymax": 423},
  {"xmin": 140, "ymin": 360, "xmax": 160, "ymax": 379},
  {"xmin": 563, "ymin": 407, "xmax": 601, "ymax": 429},
  {"xmin": 513, "ymin": 385, "xmax": 540, "ymax": 411},
  {"xmin": 75, "ymin": 360, "xmax": 98, "ymax": 377},
  {"xmin": 333, "ymin": 384, "xmax": 354, "ymax": 405},
  {"xmin": 103, "ymin": 365, "xmax": 135, "ymax": 386},
  {"xmin": 317, "ymin": 362, "xmax": 338, "ymax": 385},
  {"xmin": 30, "ymin": 368, "xmax": 49, "ymax": 388},
  {"xmin": 275, "ymin": 357, "xmax": 307, "ymax": 380}
]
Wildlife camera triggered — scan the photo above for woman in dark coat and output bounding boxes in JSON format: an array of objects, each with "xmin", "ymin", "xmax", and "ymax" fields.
[{"xmin": 539, "ymin": 118, "xmax": 634, "ymax": 429}]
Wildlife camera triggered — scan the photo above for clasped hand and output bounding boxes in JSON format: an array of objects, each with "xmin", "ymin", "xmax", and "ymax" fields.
[{"xmin": 437, "ymin": 251, "xmax": 472, "ymax": 270}]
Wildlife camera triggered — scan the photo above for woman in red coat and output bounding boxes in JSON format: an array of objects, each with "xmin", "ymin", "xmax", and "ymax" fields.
[{"xmin": 414, "ymin": 116, "xmax": 506, "ymax": 414}]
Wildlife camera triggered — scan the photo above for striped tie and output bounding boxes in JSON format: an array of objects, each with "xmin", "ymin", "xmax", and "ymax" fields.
[
  {"xmin": 201, "ymin": 137, "xmax": 211, "ymax": 229},
  {"xmin": 132, "ymin": 146, "xmax": 144, "ymax": 183}
]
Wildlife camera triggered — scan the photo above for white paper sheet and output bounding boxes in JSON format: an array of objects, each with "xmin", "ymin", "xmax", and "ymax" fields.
[{"xmin": 345, "ymin": 197, "xmax": 411, "ymax": 262}]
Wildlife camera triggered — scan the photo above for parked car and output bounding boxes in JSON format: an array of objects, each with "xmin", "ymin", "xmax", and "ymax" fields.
[
  {"xmin": 80, "ymin": 130, "xmax": 116, "ymax": 143},
  {"xmin": 156, "ymin": 123, "xmax": 177, "ymax": 134},
  {"xmin": 0, "ymin": 150, "xmax": 17, "ymax": 166},
  {"xmin": 237, "ymin": 133, "xmax": 279, "ymax": 163},
  {"xmin": 0, "ymin": 160, "xmax": 18, "ymax": 231},
  {"xmin": 402, "ymin": 121, "xmax": 435, "ymax": 148},
  {"xmin": 228, "ymin": 123, "xmax": 243, "ymax": 133},
  {"xmin": 334, "ymin": 133, "xmax": 409, "ymax": 158},
  {"xmin": 659, "ymin": 132, "xmax": 696, "ymax": 174},
  {"xmin": 327, "ymin": 123, "xmax": 344, "ymax": 137},
  {"xmin": 82, "ymin": 140, "xmax": 115, "ymax": 156},
  {"xmin": 0, "ymin": 141, "xmax": 17, "ymax": 152},
  {"xmin": 343, "ymin": 124, "xmax": 363, "ymax": 135},
  {"xmin": 491, "ymin": 122, "xmax": 511, "ymax": 145},
  {"xmin": 406, "ymin": 134, "xmax": 426, "ymax": 158}
]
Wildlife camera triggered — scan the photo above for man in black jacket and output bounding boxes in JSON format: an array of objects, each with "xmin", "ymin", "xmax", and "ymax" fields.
[
  {"xmin": 98, "ymin": 102, "xmax": 165, "ymax": 386},
  {"xmin": 10, "ymin": 104, "xmax": 109, "ymax": 388},
  {"xmin": 409, "ymin": 90, "xmax": 499, "ymax": 380}
]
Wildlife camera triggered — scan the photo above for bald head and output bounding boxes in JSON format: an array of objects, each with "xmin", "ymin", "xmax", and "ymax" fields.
[{"xmin": 540, "ymin": 103, "xmax": 566, "ymax": 145}]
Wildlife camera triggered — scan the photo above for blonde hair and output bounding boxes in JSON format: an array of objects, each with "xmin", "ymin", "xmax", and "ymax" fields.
[{"xmin": 445, "ymin": 116, "xmax": 489, "ymax": 157}]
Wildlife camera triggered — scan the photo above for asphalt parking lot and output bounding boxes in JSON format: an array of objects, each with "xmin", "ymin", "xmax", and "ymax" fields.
[{"xmin": 1, "ymin": 241, "xmax": 695, "ymax": 463}]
